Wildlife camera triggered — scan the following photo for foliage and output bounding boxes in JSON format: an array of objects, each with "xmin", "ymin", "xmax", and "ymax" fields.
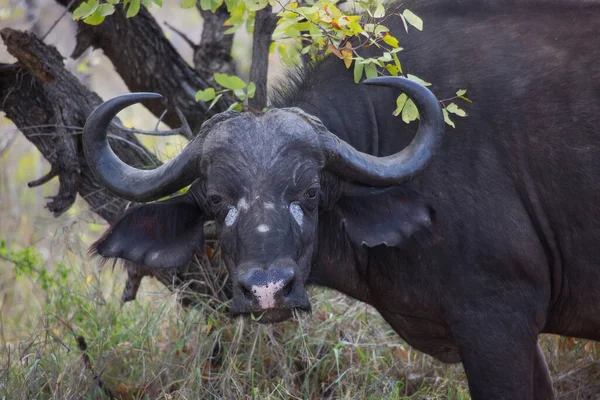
[
  {"xmin": 71, "ymin": 0, "xmax": 470, "ymax": 126},
  {"xmin": 195, "ymin": 74, "xmax": 257, "ymax": 112}
]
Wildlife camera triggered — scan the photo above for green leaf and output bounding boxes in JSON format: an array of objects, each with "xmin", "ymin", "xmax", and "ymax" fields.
[
  {"xmin": 402, "ymin": 98, "xmax": 419, "ymax": 123},
  {"xmin": 443, "ymin": 109, "xmax": 455, "ymax": 128},
  {"xmin": 228, "ymin": 102, "xmax": 243, "ymax": 111},
  {"xmin": 84, "ymin": 11, "xmax": 105, "ymax": 24},
  {"xmin": 353, "ymin": 61, "xmax": 364, "ymax": 83},
  {"xmin": 364, "ymin": 64, "xmax": 377, "ymax": 80},
  {"xmin": 385, "ymin": 64, "xmax": 400, "ymax": 76},
  {"xmin": 245, "ymin": 0, "xmax": 267, "ymax": 11},
  {"xmin": 373, "ymin": 3, "xmax": 385, "ymax": 18},
  {"xmin": 406, "ymin": 73, "xmax": 431, "ymax": 86},
  {"xmin": 97, "ymin": 3, "xmax": 115, "ymax": 15},
  {"xmin": 393, "ymin": 93, "xmax": 407, "ymax": 116},
  {"xmin": 214, "ymin": 73, "xmax": 247, "ymax": 90},
  {"xmin": 181, "ymin": 0, "xmax": 196, "ymax": 8},
  {"xmin": 126, "ymin": 0, "xmax": 140, "ymax": 17},
  {"xmin": 456, "ymin": 89, "xmax": 467, "ymax": 97},
  {"xmin": 446, "ymin": 103, "xmax": 467, "ymax": 117},
  {"xmin": 233, "ymin": 88, "xmax": 246, "ymax": 101},
  {"xmin": 152, "ymin": 0, "xmax": 162, "ymax": 6},
  {"xmin": 223, "ymin": 25, "xmax": 240, "ymax": 34},
  {"xmin": 247, "ymin": 82, "xmax": 256, "ymax": 98},
  {"xmin": 402, "ymin": 9, "xmax": 423, "ymax": 31},
  {"xmin": 208, "ymin": 93, "xmax": 223, "ymax": 110},
  {"xmin": 200, "ymin": 0, "xmax": 211, "ymax": 10},
  {"xmin": 210, "ymin": 0, "xmax": 223, "ymax": 12},
  {"xmin": 392, "ymin": 52, "xmax": 402, "ymax": 73},
  {"xmin": 72, "ymin": 0, "xmax": 98, "ymax": 20},
  {"xmin": 195, "ymin": 88, "xmax": 216, "ymax": 102},
  {"xmin": 106, "ymin": 0, "xmax": 119, "ymax": 4}
]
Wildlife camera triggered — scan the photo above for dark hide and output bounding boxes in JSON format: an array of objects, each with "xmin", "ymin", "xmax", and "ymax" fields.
[
  {"xmin": 334, "ymin": 186, "xmax": 437, "ymax": 248},
  {"xmin": 91, "ymin": 192, "xmax": 207, "ymax": 268},
  {"xmin": 272, "ymin": 1, "xmax": 600, "ymax": 398}
]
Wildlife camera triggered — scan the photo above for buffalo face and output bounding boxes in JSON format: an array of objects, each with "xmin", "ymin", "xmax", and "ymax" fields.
[
  {"xmin": 84, "ymin": 77, "xmax": 444, "ymax": 323},
  {"xmin": 200, "ymin": 111, "xmax": 323, "ymax": 322}
]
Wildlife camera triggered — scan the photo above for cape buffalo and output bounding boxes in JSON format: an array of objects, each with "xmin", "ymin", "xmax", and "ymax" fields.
[{"xmin": 83, "ymin": 1, "xmax": 600, "ymax": 398}]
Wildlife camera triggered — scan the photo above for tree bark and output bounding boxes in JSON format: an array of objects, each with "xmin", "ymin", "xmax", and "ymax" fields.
[
  {"xmin": 196, "ymin": 5, "xmax": 236, "ymax": 77},
  {"xmin": 0, "ymin": 28, "xmax": 228, "ymax": 305},
  {"xmin": 248, "ymin": 6, "xmax": 278, "ymax": 110}
]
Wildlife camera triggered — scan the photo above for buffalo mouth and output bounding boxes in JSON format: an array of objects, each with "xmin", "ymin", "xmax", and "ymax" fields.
[{"xmin": 233, "ymin": 306, "xmax": 311, "ymax": 324}]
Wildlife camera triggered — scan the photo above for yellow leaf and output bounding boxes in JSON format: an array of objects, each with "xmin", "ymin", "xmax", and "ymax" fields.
[
  {"xmin": 331, "ymin": 18, "xmax": 342, "ymax": 30},
  {"xmin": 328, "ymin": 44, "xmax": 343, "ymax": 59},
  {"xmin": 86, "ymin": 275, "xmax": 93, "ymax": 284},
  {"xmin": 382, "ymin": 32, "xmax": 399, "ymax": 48},
  {"xmin": 341, "ymin": 49, "xmax": 353, "ymax": 68}
]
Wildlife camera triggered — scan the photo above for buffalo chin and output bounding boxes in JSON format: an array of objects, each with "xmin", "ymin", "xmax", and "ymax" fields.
[{"xmin": 235, "ymin": 307, "xmax": 310, "ymax": 324}]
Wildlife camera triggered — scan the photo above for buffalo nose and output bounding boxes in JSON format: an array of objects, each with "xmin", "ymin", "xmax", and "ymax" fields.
[{"xmin": 238, "ymin": 267, "xmax": 295, "ymax": 309}]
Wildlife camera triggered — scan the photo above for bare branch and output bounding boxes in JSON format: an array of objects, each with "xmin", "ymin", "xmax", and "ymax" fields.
[
  {"xmin": 249, "ymin": 6, "xmax": 278, "ymax": 110},
  {"xmin": 54, "ymin": 0, "xmax": 230, "ymax": 131},
  {"xmin": 196, "ymin": 5, "xmax": 237, "ymax": 77},
  {"xmin": 28, "ymin": 166, "xmax": 59, "ymax": 188}
]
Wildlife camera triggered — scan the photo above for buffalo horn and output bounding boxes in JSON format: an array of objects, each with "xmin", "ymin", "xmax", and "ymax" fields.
[
  {"xmin": 83, "ymin": 93, "xmax": 200, "ymax": 202},
  {"xmin": 321, "ymin": 76, "xmax": 444, "ymax": 185}
]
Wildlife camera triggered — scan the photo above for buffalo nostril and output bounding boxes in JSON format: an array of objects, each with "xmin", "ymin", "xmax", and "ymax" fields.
[
  {"xmin": 240, "ymin": 285, "xmax": 254, "ymax": 301},
  {"xmin": 281, "ymin": 279, "xmax": 293, "ymax": 298}
]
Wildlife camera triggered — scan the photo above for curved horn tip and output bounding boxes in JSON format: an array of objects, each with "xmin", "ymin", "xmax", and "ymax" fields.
[
  {"xmin": 361, "ymin": 76, "xmax": 420, "ymax": 87},
  {"xmin": 120, "ymin": 92, "xmax": 163, "ymax": 100}
]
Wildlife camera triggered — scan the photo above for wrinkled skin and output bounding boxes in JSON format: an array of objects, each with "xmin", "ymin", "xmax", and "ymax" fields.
[{"xmin": 90, "ymin": 1, "xmax": 600, "ymax": 399}]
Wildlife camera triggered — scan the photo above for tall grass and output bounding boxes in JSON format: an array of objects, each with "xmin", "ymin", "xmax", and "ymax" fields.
[
  {"xmin": 0, "ymin": 240, "xmax": 473, "ymax": 399},
  {"xmin": 1, "ymin": 238, "xmax": 599, "ymax": 399}
]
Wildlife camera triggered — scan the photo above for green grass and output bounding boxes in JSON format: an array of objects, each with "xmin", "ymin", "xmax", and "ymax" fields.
[
  {"xmin": 0, "ymin": 240, "xmax": 473, "ymax": 399},
  {"xmin": 1, "ymin": 241, "xmax": 599, "ymax": 399}
]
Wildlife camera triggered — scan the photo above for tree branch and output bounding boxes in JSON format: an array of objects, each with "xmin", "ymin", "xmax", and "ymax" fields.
[
  {"xmin": 55, "ymin": 0, "xmax": 231, "ymax": 132},
  {"xmin": 0, "ymin": 28, "xmax": 227, "ymax": 305},
  {"xmin": 248, "ymin": 6, "xmax": 278, "ymax": 110},
  {"xmin": 196, "ymin": 5, "xmax": 237, "ymax": 77}
]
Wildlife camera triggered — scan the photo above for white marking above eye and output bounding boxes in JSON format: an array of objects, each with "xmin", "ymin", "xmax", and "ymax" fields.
[
  {"xmin": 225, "ymin": 207, "xmax": 239, "ymax": 226},
  {"xmin": 257, "ymin": 224, "xmax": 270, "ymax": 233},
  {"xmin": 290, "ymin": 203, "xmax": 304, "ymax": 227},
  {"xmin": 238, "ymin": 198, "xmax": 249, "ymax": 211}
]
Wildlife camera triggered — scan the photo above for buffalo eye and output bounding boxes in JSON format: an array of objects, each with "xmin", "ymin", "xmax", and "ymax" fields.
[
  {"xmin": 305, "ymin": 188, "xmax": 318, "ymax": 199},
  {"xmin": 209, "ymin": 195, "xmax": 223, "ymax": 206}
]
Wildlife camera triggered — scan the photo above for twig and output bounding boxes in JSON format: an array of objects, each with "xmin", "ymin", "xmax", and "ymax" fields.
[
  {"xmin": 76, "ymin": 336, "xmax": 117, "ymax": 399},
  {"xmin": 41, "ymin": 0, "xmax": 78, "ymax": 41},
  {"xmin": 110, "ymin": 107, "xmax": 194, "ymax": 140},
  {"xmin": 164, "ymin": 21, "xmax": 198, "ymax": 50},
  {"xmin": 28, "ymin": 166, "xmax": 58, "ymax": 187}
]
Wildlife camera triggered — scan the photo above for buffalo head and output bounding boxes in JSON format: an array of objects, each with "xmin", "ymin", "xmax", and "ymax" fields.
[{"xmin": 84, "ymin": 77, "xmax": 444, "ymax": 323}]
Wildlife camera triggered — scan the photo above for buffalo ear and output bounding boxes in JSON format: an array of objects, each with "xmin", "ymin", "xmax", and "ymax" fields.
[
  {"xmin": 90, "ymin": 194, "xmax": 205, "ymax": 268},
  {"xmin": 334, "ymin": 186, "xmax": 437, "ymax": 248}
]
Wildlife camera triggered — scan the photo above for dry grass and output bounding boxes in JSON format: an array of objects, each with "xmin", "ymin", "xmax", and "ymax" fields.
[{"xmin": 1, "ymin": 233, "xmax": 599, "ymax": 399}]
